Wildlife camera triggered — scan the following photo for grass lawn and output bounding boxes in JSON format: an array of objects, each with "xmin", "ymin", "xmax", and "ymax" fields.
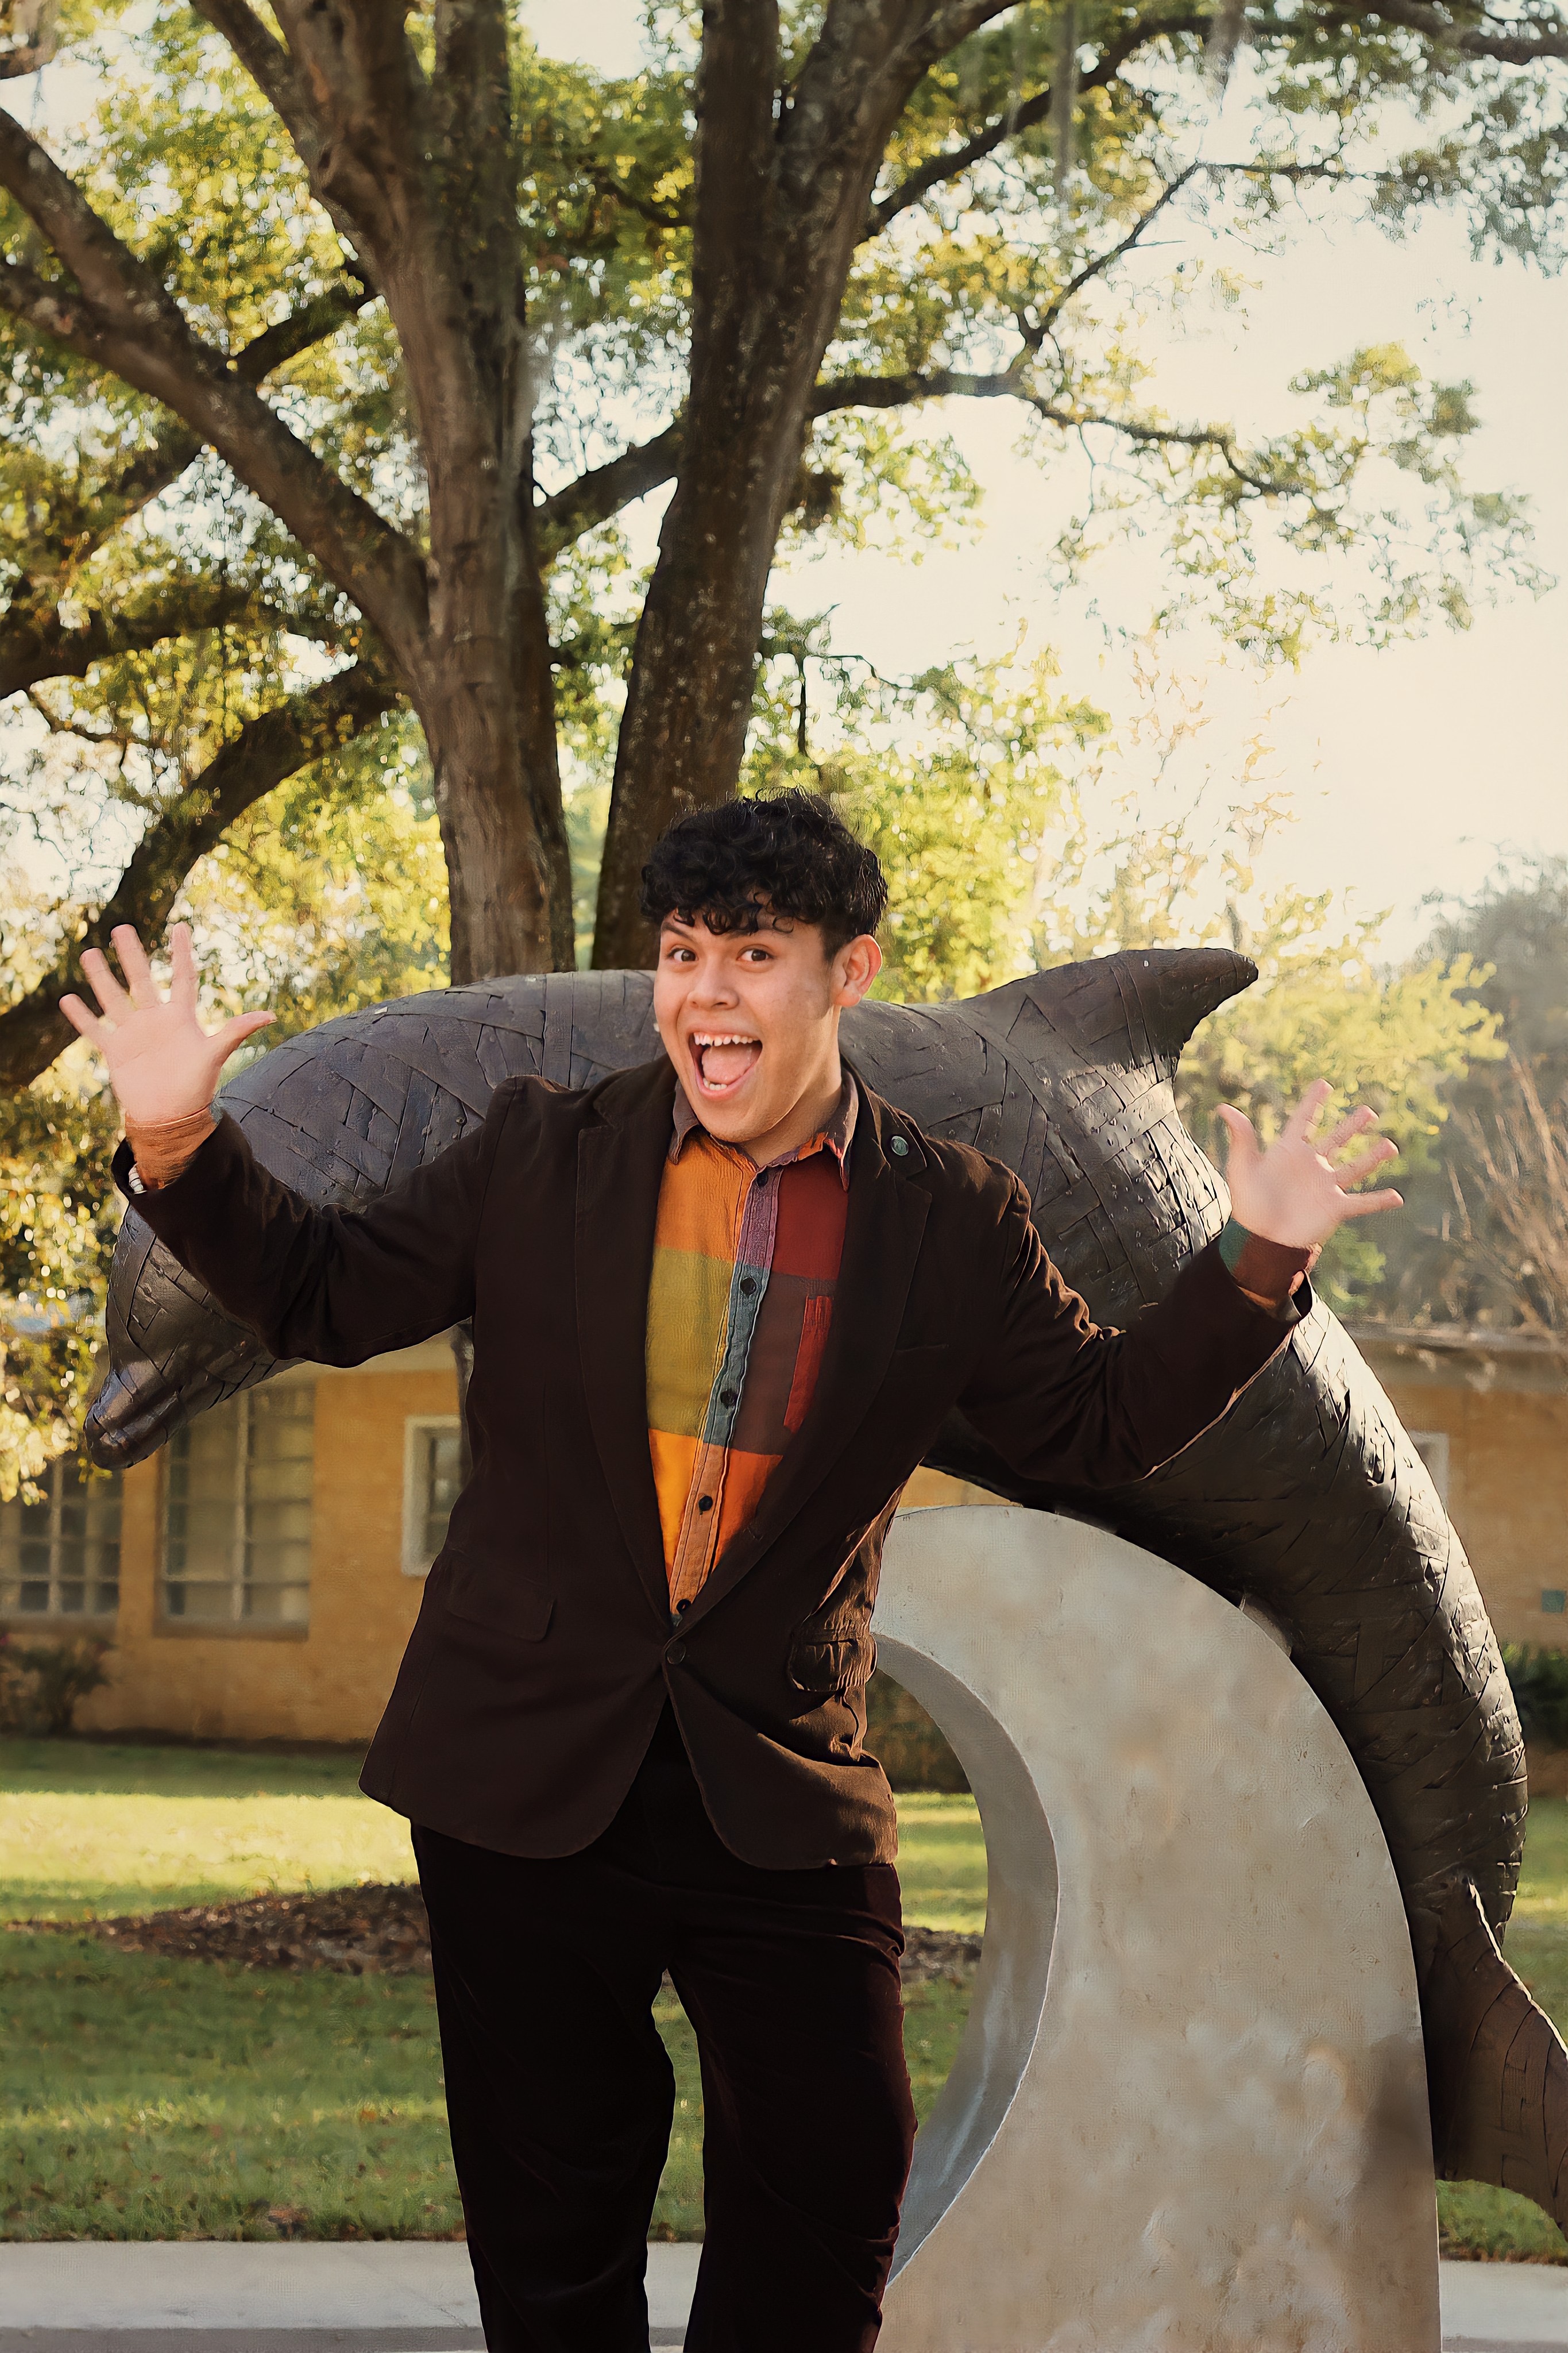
[
  {"xmin": 1, "ymin": 1739, "xmax": 975, "ymax": 2240},
  {"xmin": 6, "ymin": 1737, "xmax": 1567, "ymax": 2254},
  {"xmin": 0, "ymin": 1739, "xmax": 414, "ymax": 1923}
]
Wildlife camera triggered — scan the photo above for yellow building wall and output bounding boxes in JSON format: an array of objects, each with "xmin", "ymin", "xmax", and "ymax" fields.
[
  {"xmin": 1374, "ymin": 1369, "xmax": 1568, "ymax": 1652},
  {"xmin": 78, "ymin": 1355, "xmax": 459, "ymax": 1745}
]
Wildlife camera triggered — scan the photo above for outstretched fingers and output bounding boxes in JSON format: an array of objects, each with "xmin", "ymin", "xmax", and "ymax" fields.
[
  {"xmin": 1338, "ymin": 1186, "xmax": 1404, "ymax": 1220},
  {"xmin": 1337, "ymin": 1137, "xmax": 1400, "ymax": 1189},
  {"xmin": 1215, "ymin": 1104, "xmax": 1260, "ymax": 1168},
  {"xmin": 58, "ymin": 993, "xmax": 111, "ymax": 1050},
  {"xmin": 168, "ymin": 922, "xmax": 199, "ymax": 1013},
  {"xmin": 78, "ymin": 946, "xmax": 133, "ymax": 1023},
  {"xmin": 1282, "ymin": 1078, "xmax": 1333, "ymax": 1146},
  {"xmin": 215, "ymin": 1010, "xmax": 275, "ymax": 1056},
  {"xmin": 110, "ymin": 924, "xmax": 160, "ymax": 1010},
  {"xmin": 1324, "ymin": 1105, "xmax": 1376, "ymax": 1155}
]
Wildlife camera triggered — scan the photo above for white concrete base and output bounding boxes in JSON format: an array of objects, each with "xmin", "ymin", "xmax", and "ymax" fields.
[
  {"xmin": 875, "ymin": 1507, "xmax": 1440, "ymax": 2353},
  {"xmin": 1441, "ymin": 2259, "xmax": 1568, "ymax": 2349}
]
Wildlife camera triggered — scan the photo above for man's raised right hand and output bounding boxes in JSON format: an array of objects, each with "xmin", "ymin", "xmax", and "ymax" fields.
[{"xmin": 60, "ymin": 923, "xmax": 274, "ymax": 1127}]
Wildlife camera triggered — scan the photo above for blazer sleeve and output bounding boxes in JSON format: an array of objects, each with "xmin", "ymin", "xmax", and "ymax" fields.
[
  {"xmin": 955, "ymin": 1173, "xmax": 1302, "ymax": 1488},
  {"xmin": 111, "ymin": 1091, "xmax": 515, "ymax": 1368}
]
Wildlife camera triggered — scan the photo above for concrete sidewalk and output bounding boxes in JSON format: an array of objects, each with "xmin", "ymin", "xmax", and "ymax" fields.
[{"xmin": 0, "ymin": 2243, "xmax": 1563, "ymax": 2350}]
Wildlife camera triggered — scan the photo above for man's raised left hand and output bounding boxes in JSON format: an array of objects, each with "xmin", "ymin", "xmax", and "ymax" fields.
[{"xmin": 1216, "ymin": 1080, "xmax": 1402, "ymax": 1248}]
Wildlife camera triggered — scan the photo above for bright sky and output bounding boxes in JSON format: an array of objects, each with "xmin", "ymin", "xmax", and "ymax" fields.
[{"xmin": 528, "ymin": 2, "xmax": 1568, "ymax": 961}]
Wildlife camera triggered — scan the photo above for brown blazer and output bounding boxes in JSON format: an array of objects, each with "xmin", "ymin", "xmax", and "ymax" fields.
[{"xmin": 120, "ymin": 1056, "xmax": 1299, "ymax": 1868}]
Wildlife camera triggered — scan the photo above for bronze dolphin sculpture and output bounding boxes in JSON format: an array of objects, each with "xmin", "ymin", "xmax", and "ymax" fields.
[{"xmin": 85, "ymin": 950, "xmax": 1563, "ymax": 2229}]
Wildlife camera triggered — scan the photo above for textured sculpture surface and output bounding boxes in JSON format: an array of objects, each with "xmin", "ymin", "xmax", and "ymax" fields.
[
  {"xmin": 876, "ymin": 1504, "xmax": 1439, "ymax": 2353},
  {"xmin": 86, "ymin": 950, "xmax": 1557, "ymax": 2223}
]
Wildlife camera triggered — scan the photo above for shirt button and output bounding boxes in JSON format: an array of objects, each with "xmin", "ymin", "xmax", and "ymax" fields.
[
  {"xmin": 739, "ymin": 1277, "xmax": 756, "ymax": 1295},
  {"xmin": 720, "ymin": 1389, "xmax": 736, "ymax": 1407},
  {"xmin": 891, "ymin": 1135, "xmax": 909, "ymax": 1158},
  {"xmin": 697, "ymin": 1494, "xmax": 714, "ymax": 1514},
  {"xmin": 666, "ymin": 1641, "xmax": 687, "ymax": 1666}
]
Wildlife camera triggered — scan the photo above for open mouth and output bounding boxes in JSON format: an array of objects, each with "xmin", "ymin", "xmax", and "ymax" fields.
[{"xmin": 689, "ymin": 1031, "xmax": 762, "ymax": 1097}]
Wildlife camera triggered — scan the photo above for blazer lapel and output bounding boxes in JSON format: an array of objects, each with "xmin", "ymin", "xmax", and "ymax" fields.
[
  {"xmin": 682, "ymin": 1082, "xmax": 931, "ymax": 1630},
  {"xmin": 576, "ymin": 1060, "xmax": 678, "ymax": 1629}
]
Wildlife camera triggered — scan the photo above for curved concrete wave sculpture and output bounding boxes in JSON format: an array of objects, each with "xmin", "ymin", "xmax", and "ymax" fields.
[
  {"xmin": 84, "ymin": 951, "xmax": 1563, "ymax": 2231},
  {"xmin": 876, "ymin": 1504, "xmax": 1439, "ymax": 2353}
]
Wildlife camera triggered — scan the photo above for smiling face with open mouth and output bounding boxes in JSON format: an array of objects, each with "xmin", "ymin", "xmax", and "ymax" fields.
[{"xmin": 653, "ymin": 909, "xmax": 881, "ymax": 1164}]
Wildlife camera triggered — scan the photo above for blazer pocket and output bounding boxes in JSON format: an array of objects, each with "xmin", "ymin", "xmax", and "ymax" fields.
[
  {"xmin": 789, "ymin": 1631, "xmax": 877, "ymax": 1697},
  {"xmin": 442, "ymin": 1549, "xmax": 555, "ymax": 1645}
]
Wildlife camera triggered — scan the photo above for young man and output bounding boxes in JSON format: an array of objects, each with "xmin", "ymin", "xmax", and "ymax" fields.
[{"xmin": 64, "ymin": 793, "xmax": 1399, "ymax": 2353}]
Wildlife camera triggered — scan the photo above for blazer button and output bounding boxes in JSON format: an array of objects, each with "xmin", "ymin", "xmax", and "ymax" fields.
[{"xmin": 666, "ymin": 1641, "xmax": 687, "ymax": 1666}]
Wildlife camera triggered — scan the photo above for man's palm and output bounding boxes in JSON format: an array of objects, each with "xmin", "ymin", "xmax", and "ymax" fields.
[{"xmin": 60, "ymin": 924, "xmax": 273, "ymax": 1125}]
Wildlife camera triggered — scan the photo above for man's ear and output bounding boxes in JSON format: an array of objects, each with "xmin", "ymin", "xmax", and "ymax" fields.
[{"xmin": 833, "ymin": 933, "xmax": 883, "ymax": 1007}]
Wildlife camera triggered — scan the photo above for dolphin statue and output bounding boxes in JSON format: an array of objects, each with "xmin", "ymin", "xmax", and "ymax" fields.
[{"xmin": 85, "ymin": 950, "xmax": 1563, "ymax": 2231}]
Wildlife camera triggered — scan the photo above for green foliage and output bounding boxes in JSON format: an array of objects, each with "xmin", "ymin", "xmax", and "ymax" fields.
[
  {"xmin": 0, "ymin": 1067, "xmax": 122, "ymax": 1499},
  {"xmin": 1377, "ymin": 858, "xmax": 1568, "ymax": 1329},
  {"xmin": 0, "ymin": 1634, "xmax": 112, "ymax": 1737},
  {"xmin": 739, "ymin": 635, "xmax": 1106, "ymax": 1001},
  {"xmin": 866, "ymin": 1669, "xmax": 968, "ymax": 1795},
  {"xmin": 1025, "ymin": 677, "xmax": 1503, "ymax": 1313},
  {"xmin": 1503, "ymin": 1645, "xmax": 1568, "ymax": 1752},
  {"xmin": 176, "ymin": 718, "xmax": 449, "ymax": 1042}
]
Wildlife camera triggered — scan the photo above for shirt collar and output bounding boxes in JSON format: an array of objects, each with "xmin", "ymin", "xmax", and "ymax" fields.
[{"xmin": 670, "ymin": 1070, "xmax": 858, "ymax": 1189}]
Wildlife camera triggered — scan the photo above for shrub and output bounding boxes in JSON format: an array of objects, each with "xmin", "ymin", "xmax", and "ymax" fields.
[
  {"xmin": 0, "ymin": 1632, "xmax": 114, "ymax": 1737},
  {"xmin": 1501, "ymin": 1644, "xmax": 1568, "ymax": 1752},
  {"xmin": 865, "ymin": 1670, "xmax": 968, "ymax": 1793}
]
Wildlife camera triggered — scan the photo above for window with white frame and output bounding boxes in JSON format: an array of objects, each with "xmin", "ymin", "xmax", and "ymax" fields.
[
  {"xmin": 403, "ymin": 1416, "xmax": 462, "ymax": 1577},
  {"xmin": 1409, "ymin": 1430, "xmax": 1451, "ymax": 1505},
  {"xmin": 162, "ymin": 1384, "xmax": 314, "ymax": 1625},
  {"xmin": 0, "ymin": 1460, "xmax": 122, "ymax": 1621}
]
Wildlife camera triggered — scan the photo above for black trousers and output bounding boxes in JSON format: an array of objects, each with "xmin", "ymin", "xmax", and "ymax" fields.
[{"xmin": 412, "ymin": 1708, "xmax": 916, "ymax": 2353}]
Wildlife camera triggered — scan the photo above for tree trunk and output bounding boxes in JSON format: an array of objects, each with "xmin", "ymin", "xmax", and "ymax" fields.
[
  {"xmin": 590, "ymin": 0, "xmax": 932, "ymax": 969},
  {"xmin": 412, "ymin": 629, "xmax": 569, "ymax": 986}
]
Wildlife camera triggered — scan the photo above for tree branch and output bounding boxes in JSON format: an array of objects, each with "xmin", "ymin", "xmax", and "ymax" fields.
[
  {"xmin": 1327, "ymin": 0, "xmax": 1568, "ymax": 63},
  {"xmin": 809, "ymin": 366, "xmax": 1292, "ymax": 495},
  {"xmin": 0, "ymin": 0, "xmax": 60, "ymax": 80},
  {"xmin": 534, "ymin": 423, "xmax": 684, "ymax": 558},
  {"xmin": 867, "ymin": 13, "xmax": 1207, "ymax": 237},
  {"xmin": 0, "ymin": 105, "xmax": 427, "ymax": 651},
  {"xmin": 5, "ymin": 279, "xmax": 377, "ymax": 597},
  {"xmin": 1, "ymin": 588, "xmax": 344, "ymax": 701},
  {"xmin": 901, "ymin": 0, "xmax": 1032, "ymax": 76},
  {"xmin": 0, "ymin": 657, "xmax": 400, "ymax": 1091},
  {"xmin": 1025, "ymin": 163, "xmax": 1204, "ymax": 339}
]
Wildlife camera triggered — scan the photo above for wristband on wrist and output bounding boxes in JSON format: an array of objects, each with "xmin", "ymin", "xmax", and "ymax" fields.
[
  {"xmin": 123, "ymin": 1106, "xmax": 218, "ymax": 1191},
  {"xmin": 1217, "ymin": 1217, "xmax": 1318, "ymax": 1320}
]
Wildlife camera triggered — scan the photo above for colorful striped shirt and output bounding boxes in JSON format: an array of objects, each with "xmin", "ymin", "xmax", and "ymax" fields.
[{"xmin": 646, "ymin": 1077, "xmax": 858, "ymax": 1614}]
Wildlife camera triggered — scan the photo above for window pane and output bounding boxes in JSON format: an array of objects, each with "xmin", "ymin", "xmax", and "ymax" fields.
[
  {"xmin": 163, "ymin": 1387, "xmax": 314, "ymax": 1626},
  {"xmin": 422, "ymin": 1427, "xmax": 462, "ymax": 1560},
  {"xmin": 58, "ymin": 1463, "xmax": 122, "ymax": 1615},
  {"xmin": 164, "ymin": 1580, "xmax": 235, "ymax": 1622},
  {"xmin": 0, "ymin": 1461, "xmax": 121, "ymax": 1621},
  {"xmin": 241, "ymin": 1581, "xmax": 310, "ymax": 1624},
  {"xmin": 245, "ymin": 1389, "xmax": 314, "ymax": 1603},
  {"xmin": 166, "ymin": 1405, "xmax": 241, "ymax": 1590}
]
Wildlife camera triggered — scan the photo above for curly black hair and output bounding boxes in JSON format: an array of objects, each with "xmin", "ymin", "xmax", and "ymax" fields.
[{"xmin": 639, "ymin": 790, "xmax": 887, "ymax": 956}]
